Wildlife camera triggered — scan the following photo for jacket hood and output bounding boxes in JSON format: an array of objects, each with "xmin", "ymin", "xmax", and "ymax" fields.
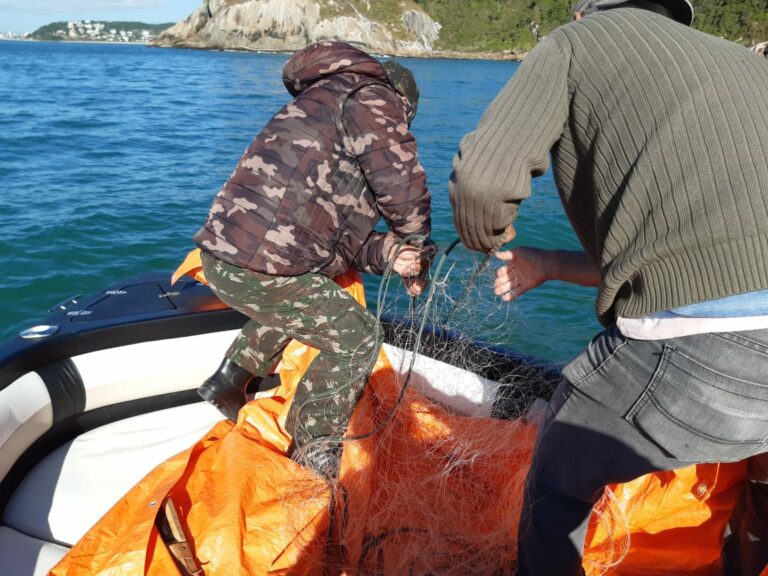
[{"xmin": 283, "ymin": 41, "xmax": 390, "ymax": 96}]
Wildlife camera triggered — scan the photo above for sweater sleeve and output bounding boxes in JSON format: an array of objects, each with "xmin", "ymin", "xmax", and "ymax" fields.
[
  {"xmin": 343, "ymin": 84, "xmax": 431, "ymax": 244},
  {"xmin": 449, "ymin": 34, "xmax": 571, "ymax": 252}
]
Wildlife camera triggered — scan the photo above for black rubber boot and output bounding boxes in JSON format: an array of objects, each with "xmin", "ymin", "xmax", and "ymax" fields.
[{"xmin": 197, "ymin": 358, "xmax": 256, "ymax": 422}]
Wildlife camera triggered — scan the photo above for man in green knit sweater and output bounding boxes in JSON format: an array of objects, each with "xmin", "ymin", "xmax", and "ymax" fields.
[{"xmin": 449, "ymin": 0, "xmax": 768, "ymax": 574}]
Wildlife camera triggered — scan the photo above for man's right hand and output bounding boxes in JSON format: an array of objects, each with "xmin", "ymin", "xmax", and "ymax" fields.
[
  {"xmin": 494, "ymin": 247, "xmax": 600, "ymax": 301},
  {"xmin": 494, "ymin": 248, "xmax": 550, "ymax": 301}
]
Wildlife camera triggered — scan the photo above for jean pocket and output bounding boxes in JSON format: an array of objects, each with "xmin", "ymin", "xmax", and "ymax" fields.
[{"xmin": 625, "ymin": 345, "xmax": 768, "ymax": 462}]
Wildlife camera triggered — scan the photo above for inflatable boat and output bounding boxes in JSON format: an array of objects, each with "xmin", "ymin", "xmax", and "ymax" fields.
[{"xmin": 0, "ymin": 273, "xmax": 559, "ymax": 576}]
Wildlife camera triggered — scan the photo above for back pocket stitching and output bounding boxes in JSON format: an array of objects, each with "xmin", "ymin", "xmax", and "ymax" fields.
[
  {"xmin": 627, "ymin": 347, "xmax": 768, "ymax": 455},
  {"xmin": 673, "ymin": 349, "xmax": 768, "ymax": 396},
  {"xmin": 644, "ymin": 394, "xmax": 767, "ymax": 450},
  {"xmin": 715, "ymin": 331, "xmax": 768, "ymax": 354}
]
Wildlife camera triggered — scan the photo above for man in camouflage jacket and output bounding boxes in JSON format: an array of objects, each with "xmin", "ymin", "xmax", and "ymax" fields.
[{"xmin": 193, "ymin": 41, "xmax": 432, "ymax": 478}]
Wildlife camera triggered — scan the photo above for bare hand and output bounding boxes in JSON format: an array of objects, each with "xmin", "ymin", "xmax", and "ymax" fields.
[
  {"xmin": 392, "ymin": 245, "xmax": 432, "ymax": 297},
  {"xmin": 392, "ymin": 245, "xmax": 424, "ymax": 277},
  {"xmin": 402, "ymin": 275, "xmax": 427, "ymax": 297},
  {"xmin": 494, "ymin": 247, "xmax": 549, "ymax": 302}
]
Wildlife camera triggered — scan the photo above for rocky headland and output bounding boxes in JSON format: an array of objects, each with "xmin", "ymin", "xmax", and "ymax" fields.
[{"xmin": 149, "ymin": 0, "xmax": 523, "ymax": 59}]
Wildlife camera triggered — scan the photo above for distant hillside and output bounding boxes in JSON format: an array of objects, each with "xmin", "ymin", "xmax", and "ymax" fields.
[
  {"xmin": 418, "ymin": 0, "xmax": 768, "ymax": 51},
  {"xmin": 30, "ymin": 21, "xmax": 174, "ymax": 43},
  {"xmin": 694, "ymin": 0, "xmax": 768, "ymax": 46}
]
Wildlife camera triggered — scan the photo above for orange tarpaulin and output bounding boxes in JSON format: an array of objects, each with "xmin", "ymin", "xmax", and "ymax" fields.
[
  {"xmin": 171, "ymin": 248, "xmax": 206, "ymax": 285},
  {"xmin": 50, "ymin": 261, "xmax": 747, "ymax": 575},
  {"xmin": 585, "ymin": 462, "xmax": 745, "ymax": 575}
]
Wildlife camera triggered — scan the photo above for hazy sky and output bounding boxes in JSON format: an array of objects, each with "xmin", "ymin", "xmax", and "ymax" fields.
[{"xmin": 0, "ymin": 0, "xmax": 202, "ymax": 33}]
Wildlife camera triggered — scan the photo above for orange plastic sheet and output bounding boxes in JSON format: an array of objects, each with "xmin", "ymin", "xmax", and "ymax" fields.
[
  {"xmin": 51, "ymin": 268, "xmax": 747, "ymax": 575},
  {"xmin": 585, "ymin": 462, "xmax": 746, "ymax": 575},
  {"xmin": 171, "ymin": 248, "xmax": 206, "ymax": 285}
]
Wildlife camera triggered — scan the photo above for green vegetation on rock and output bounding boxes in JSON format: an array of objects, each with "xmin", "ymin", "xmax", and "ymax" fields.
[
  {"xmin": 324, "ymin": 0, "xmax": 768, "ymax": 53},
  {"xmin": 415, "ymin": 0, "xmax": 570, "ymax": 51},
  {"xmin": 415, "ymin": 0, "xmax": 768, "ymax": 52},
  {"xmin": 319, "ymin": 0, "xmax": 423, "ymax": 41},
  {"xmin": 694, "ymin": 0, "xmax": 768, "ymax": 46}
]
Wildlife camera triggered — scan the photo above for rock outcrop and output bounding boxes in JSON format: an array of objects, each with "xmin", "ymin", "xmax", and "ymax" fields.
[{"xmin": 151, "ymin": 0, "xmax": 442, "ymax": 56}]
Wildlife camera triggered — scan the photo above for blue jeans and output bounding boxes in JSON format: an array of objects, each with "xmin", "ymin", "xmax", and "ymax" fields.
[{"xmin": 518, "ymin": 325, "xmax": 768, "ymax": 576}]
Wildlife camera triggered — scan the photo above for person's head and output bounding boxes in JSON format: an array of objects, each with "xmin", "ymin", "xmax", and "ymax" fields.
[
  {"xmin": 381, "ymin": 60, "xmax": 419, "ymax": 124},
  {"xmin": 571, "ymin": 0, "xmax": 693, "ymax": 26}
]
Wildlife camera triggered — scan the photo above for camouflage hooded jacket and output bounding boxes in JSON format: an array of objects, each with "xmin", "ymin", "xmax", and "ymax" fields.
[{"xmin": 193, "ymin": 41, "xmax": 431, "ymax": 278}]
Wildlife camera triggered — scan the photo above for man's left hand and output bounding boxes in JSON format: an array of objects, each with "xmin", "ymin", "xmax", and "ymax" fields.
[
  {"xmin": 392, "ymin": 244, "xmax": 434, "ymax": 296},
  {"xmin": 402, "ymin": 275, "xmax": 427, "ymax": 297}
]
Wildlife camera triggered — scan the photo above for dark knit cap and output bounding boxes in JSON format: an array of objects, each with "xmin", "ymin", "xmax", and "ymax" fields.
[
  {"xmin": 572, "ymin": 0, "xmax": 694, "ymax": 25},
  {"xmin": 381, "ymin": 60, "xmax": 419, "ymax": 123}
]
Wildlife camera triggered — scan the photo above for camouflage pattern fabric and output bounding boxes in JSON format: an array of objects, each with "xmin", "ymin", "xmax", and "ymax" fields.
[
  {"xmin": 201, "ymin": 251, "xmax": 381, "ymax": 448},
  {"xmin": 381, "ymin": 60, "xmax": 419, "ymax": 122},
  {"xmin": 193, "ymin": 41, "xmax": 430, "ymax": 279}
]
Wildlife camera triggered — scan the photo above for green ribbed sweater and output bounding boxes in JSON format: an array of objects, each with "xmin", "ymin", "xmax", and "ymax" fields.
[{"xmin": 450, "ymin": 8, "xmax": 768, "ymax": 326}]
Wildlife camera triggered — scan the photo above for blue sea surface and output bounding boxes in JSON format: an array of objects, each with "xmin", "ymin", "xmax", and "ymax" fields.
[{"xmin": 0, "ymin": 40, "xmax": 600, "ymax": 363}]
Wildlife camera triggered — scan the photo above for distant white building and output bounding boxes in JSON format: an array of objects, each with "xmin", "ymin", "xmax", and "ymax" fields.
[
  {"xmin": 42, "ymin": 19, "xmax": 160, "ymax": 43},
  {"xmin": 0, "ymin": 30, "xmax": 31, "ymax": 39}
]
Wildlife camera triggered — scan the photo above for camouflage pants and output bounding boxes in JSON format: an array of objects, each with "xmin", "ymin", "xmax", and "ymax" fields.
[{"xmin": 201, "ymin": 252, "xmax": 382, "ymax": 448}]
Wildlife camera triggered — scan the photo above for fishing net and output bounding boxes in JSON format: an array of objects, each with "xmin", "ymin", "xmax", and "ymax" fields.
[{"xmin": 51, "ymin": 248, "xmax": 747, "ymax": 576}]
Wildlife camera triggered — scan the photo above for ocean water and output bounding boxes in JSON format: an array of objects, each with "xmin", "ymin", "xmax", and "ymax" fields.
[{"xmin": 0, "ymin": 40, "xmax": 600, "ymax": 363}]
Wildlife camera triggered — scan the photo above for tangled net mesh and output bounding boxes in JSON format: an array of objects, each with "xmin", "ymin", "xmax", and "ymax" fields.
[{"xmin": 282, "ymin": 241, "xmax": 629, "ymax": 576}]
